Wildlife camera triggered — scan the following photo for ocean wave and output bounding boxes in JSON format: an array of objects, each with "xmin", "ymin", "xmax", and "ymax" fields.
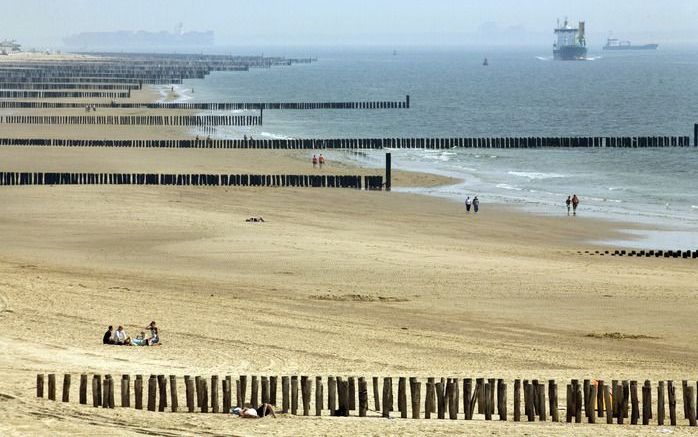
[
  {"xmin": 260, "ymin": 131, "xmax": 293, "ymax": 140},
  {"xmin": 496, "ymin": 183, "xmax": 523, "ymax": 191},
  {"xmin": 508, "ymin": 171, "xmax": 566, "ymax": 180}
]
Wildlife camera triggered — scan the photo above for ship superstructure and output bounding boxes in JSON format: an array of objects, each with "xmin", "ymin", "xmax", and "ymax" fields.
[{"xmin": 553, "ymin": 18, "xmax": 587, "ymax": 60}]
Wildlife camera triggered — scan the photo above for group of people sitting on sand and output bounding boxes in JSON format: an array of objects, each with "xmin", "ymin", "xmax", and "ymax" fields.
[
  {"xmin": 311, "ymin": 154, "xmax": 326, "ymax": 168},
  {"xmin": 84, "ymin": 104, "xmax": 97, "ymax": 112},
  {"xmin": 233, "ymin": 403, "xmax": 277, "ymax": 419},
  {"xmin": 102, "ymin": 321, "xmax": 160, "ymax": 346}
]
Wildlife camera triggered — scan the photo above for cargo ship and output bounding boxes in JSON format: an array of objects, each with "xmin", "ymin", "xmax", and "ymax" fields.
[
  {"xmin": 603, "ymin": 38, "xmax": 658, "ymax": 51},
  {"xmin": 553, "ymin": 18, "xmax": 587, "ymax": 60}
]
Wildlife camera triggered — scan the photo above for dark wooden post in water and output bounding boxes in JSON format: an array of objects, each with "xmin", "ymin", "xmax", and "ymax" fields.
[
  {"xmin": 48, "ymin": 374, "xmax": 56, "ymax": 401},
  {"xmin": 385, "ymin": 153, "xmax": 391, "ymax": 192},
  {"xmin": 62, "ymin": 374, "xmax": 71, "ymax": 402},
  {"xmin": 694, "ymin": 123, "xmax": 697, "ymax": 147}
]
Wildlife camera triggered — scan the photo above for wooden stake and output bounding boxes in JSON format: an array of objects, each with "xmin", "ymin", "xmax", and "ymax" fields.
[
  {"xmin": 382, "ymin": 377, "xmax": 391, "ymax": 418},
  {"xmin": 62, "ymin": 374, "xmax": 71, "ymax": 402},
  {"xmin": 657, "ymin": 381, "xmax": 665, "ymax": 425},
  {"xmin": 48, "ymin": 374, "xmax": 56, "ymax": 401},
  {"xmin": 79, "ymin": 374, "xmax": 87, "ymax": 405},
  {"xmin": 326, "ymin": 376, "xmax": 335, "ymax": 415},
  {"xmin": 316, "ymin": 376, "xmax": 324, "ymax": 417},
  {"xmin": 514, "ymin": 379, "xmax": 521, "ymax": 422},
  {"xmin": 668, "ymin": 381, "xmax": 677, "ymax": 426},
  {"xmin": 169, "ymin": 375, "xmax": 178, "ymax": 413},
  {"xmin": 211, "ymin": 375, "xmax": 219, "ymax": 413},
  {"xmin": 36, "ymin": 374, "xmax": 44, "ymax": 398},
  {"xmin": 134, "ymin": 375, "xmax": 143, "ymax": 410}
]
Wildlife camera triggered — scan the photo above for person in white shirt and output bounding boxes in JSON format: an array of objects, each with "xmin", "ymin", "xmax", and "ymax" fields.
[{"xmin": 114, "ymin": 326, "xmax": 127, "ymax": 345}]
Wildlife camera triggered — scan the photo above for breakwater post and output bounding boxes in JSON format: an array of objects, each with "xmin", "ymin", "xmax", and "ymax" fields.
[{"xmin": 385, "ymin": 153, "xmax": 392, "ymax": 192}]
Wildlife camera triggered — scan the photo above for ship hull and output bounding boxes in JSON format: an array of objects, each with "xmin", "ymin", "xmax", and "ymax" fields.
[
  {"xmin": 603, "ymin": 44, "xmax": 658, "ymax": 51},
  {"xmin": 554, "ymin": 46, "xmax": 588, "ymax": 60}
]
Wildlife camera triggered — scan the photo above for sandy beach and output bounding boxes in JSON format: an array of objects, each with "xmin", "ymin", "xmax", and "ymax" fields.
[{"xmin": 1, "ymin": 78, "xmax": 697, "ymax": 436}]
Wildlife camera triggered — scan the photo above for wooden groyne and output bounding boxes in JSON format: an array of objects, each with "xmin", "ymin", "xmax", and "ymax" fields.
[
  {"xmin": 0, "ymin": 172, "xmax": 384, "ymax": 190},
  {"xmin": 0, "ymin": 82, "xmax": 141, "ymax": 90},
  {"xmin": 0, "ymin": 97, "xmax": 410, "ymax": 110},
  {"xmin": 579, "ymin": 249, "xmax": 698, "ymax": 260},
  {"xmin": 0, "ymin": 90, "xmax": 130, "ymax": 99},
  {"xmin": 36, "ymin": 373, "xmax": 698, "ymax": 427},
  {"xmin": 0, "ymin": 115, "xmax": 261, "ymax": 126},
  {"xmin": 0, "ymin": 136, "xmax": 692, "ymax": 149}
]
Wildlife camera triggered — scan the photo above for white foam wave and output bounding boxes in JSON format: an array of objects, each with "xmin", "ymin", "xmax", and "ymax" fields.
[
  {"xmin": 508, "ymin": 171, "xmax": 566, "ymax": 180},
  {"xmin": 496, "ymin": 183, "xmax": 523, "ymax": 191},
  {"xmin": 260, "ymin": 131, "xmax": 293, "ymax": 140}
]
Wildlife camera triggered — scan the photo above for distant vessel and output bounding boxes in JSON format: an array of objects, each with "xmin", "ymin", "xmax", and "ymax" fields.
[
  {"xmin": 603, "ymin": 38, "xmax": 658, "ymax": 51},
  {"xmin": 483, "ymin": 57, "xmax": 489, "ymax": 66},
  {"xmin": 553, "ymin": 18, "xmax": 587, "ymax": 61}
]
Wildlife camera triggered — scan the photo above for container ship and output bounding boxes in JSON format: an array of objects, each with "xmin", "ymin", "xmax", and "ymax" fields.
[
  {"xmin": 553, "ymin": 18, "xmax": 587, "ymax": 61},
  {"xmin": 603, "ymin": 38, "xmax": 658, "ymax": 51}
]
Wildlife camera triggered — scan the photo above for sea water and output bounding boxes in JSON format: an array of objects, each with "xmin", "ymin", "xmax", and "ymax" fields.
[{"xmin": 178, "ymin": 46, "xmax": 698, "ymax": 247}]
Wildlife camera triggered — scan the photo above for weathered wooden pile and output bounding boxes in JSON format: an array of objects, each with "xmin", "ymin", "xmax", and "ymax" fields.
[
  {"xmin": 580, "ymin": 249, "xmax": 698, "ymax": 259},
  {"xmin": 36, "ymin": 374, "xmax": 698, "ymax": 426},
  {"xmin": 0, "ymin": 172, "xmax": 384, "ymax": 190},
  {"xmin": 0, "ymin": 115, "xmax": 261, "ymax": 126}
]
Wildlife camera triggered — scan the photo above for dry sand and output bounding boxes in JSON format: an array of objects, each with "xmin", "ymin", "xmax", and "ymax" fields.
[{"xmin": 0, "ymin": 84, "xmax": 697, "ymax": 436}]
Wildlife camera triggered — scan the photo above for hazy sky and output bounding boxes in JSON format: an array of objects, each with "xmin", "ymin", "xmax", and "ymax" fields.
[{"xmin": 1, "ymin": 0, "xmax": 697, "ymax": 48}]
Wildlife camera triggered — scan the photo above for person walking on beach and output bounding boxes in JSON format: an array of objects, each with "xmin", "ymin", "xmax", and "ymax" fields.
[
  {"xmin": 318, "ymin": 154, "xmax": 325, "ymax": 168},
  {"xmin": 465, "ymin": 196, "xmax": 472, "ymax": 213},
  {"xmin": 566, "ymin": 196, "xmax": 572, "ymax": 216},
  {"xmin": 572, "ymin": 194, "xmax": 580, "ymax": 216},
  {"xmin": 473, "ymin": 196, "xmax": 480, "ymax": 213},
  {"xmin": 312, "ymin": 155, "xmax": 318, "ymax": 168}
]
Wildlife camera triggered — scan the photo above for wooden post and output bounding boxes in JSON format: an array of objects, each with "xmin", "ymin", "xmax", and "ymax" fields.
[
  {"xmin": 583, "ymin": 379, "xmax": 590, "ymax": 419},
  {"xmin": 428, "ymin": 377, "xmax": 437, "ymax": 414},
  {"xmin": 169, "ymin": 375, "xmax": 178, "ymax": 413},
  {"xmin": 291, "ymin": 376, "xmax": 298, "ymax": 415},
  {"xmin": 549, "ymin": 380, "xmax": 558, "ymax": 422},
  {"xmin": 62, "ymin": 374, "xmax": 71, "ymax": 402},
  {"xmin": 658, "ymin": 381, "xmax": 665, "ymax": 425},
  {"xmin": 157, "ymin": 375, "xmax": 167, "ymax": 412},
  {"xmin": 399, "ymin": 377, "xmax": 407, "ymax": 419},
  {"xmin": 641, "ymin": 382, "xmax": 650, "ymax": 425},
  {"xmin": 348, "ymin": 377, "xmax": 356, "ymax": 411},
  {"xmin": 463, "ymin": 378, "xmax": 472, "ymax": 420},
  {"xmin": 121, "ymin": 375, "xmax": 130, "ymax": 408},
  {"xmin": 411, "ymin": 378, "xmax": 421, "ymax": 419},
  {"xmin": 603, "ymin": 384, "xmax": 613, "ymax": 424},
  {"xmin": 270, "ymin": 376, "xmax": 277, "ymax": 406},
  {"xmin": 588, "ymin": 385, "xmax": 596, "ymax": 424},
  {"xmin": 668, "ymin": 381, "xmax": 677, "ymax": 426},
  {"xmin": 222, "ymin": 379, "xmax": 231, "ymax": 414},
  {"xmin": 476, "ymin": 378, "xmax": 485, "ymax": 414},
  {"xmin": 316, "ymin": 376, "xmax": 324, "ymax": 417},
  {"xmin": 425, "ymin": 379, "xmax": 435, "ymax": 419},
  {"xmin": 385, "ymin": 153, "xmax": 391, "ymax": 192},
  {"xmin": 488, "ymin": 378, "xmax": 496, "ymax": 416},
  {"xmin": 211, "ymin": 375, "xmax": 219, "ymax": 413},
  {"xmin": 373, "ymin": 377, "xmax": 380, "ymax": 412},
  {"xmin": 687, "ymin": 386, "xmax": 697, "ymax": 426},
  {"xmin": 147, "ymin": 375, "xmax": 157, "ymax": 411},
  {"xmin": 236, "ymin": 379, "xmax": 242, "ymax": 409},
  {"xmin": 538, "ymin": 383, "xmax": 546, "ymax": 421},
  {"xmin": 435, "ymin": 381, "xmax": 446, "ymax": 419},
  {"xmin": 185, "ymin": 376, "xmax": 195, "ymax": 412},
  {"xmin": 198, "ymin": 378, "xmax": 207, "ymax": 413},
  {"xmin": 79, "ymin": 374, "xmax": 87, "ymax": 405},
  {"xmin": 525, "ymin": 382, "xmax": 534, "ymax": 422},
  {"xmin": 382, "ymin": 377, "xmax": 392, "ymax": 418},
  {"xmin": 280, "ymin": 376, "xmax": 289, "ymax": 413},
  {"xmin": 92, "ymin": 375, "xmax": 100, "ymax": 407},
  {"xmin": 622, "ymin": 381, "xmax": 630, "ymax": 421},
  {"xmin": 597, "ymin": 380, "xmax": 604, "ymax": 418},
  {"xmin": 134, "ymin": 375, "xmax": 143, "ymax": 410},
  {"xmin": 327, "ymin": 376, "xmax": 335, "ymax": 415},
  {"xmin": 446, "ymin": 380, "xmax": 457, "ymax": 420},
  {"xmin": 261, "ymin": 376, "xmax": 270, "ymax": 405},
  {"xmin": 102, "ymin": 376, "xmax": 110, "ymax": 409},
  {"xmin": 358, "ymin": 377, "xmax": 368, "ymax": 417},
  {"xmin": 195, "ymin": 376, "xmax": 202, "ymax": 408},
  {"xmin": 48, "ymin": 374, "xmax": 56, "ymax": 401},
  {"xmin": 251, "ymin": 376, "xmax": 259, "ymax": 409},
  {"xmin": 514, "ymin": 379, "xmax": 521, "ymax": 422},
  {"xmin": 499, "ymin": 382, "xmax": 508, "ymax": 421},
  {"xmin": 301, "ymin": 376, "xmax": 311, "ymax": 416},
  {"xmin": 630, "ymin": 381, "xmax": 639, "ymax": 425},
  {"xmin": 36, "ymin": 374, "xmax": 44, "ymax": 398}
]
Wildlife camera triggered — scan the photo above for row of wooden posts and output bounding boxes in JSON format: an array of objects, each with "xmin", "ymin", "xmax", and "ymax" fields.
[
  {"xmin": 35, "ymin": 374, "xmax": 698, "ymax": 426},
  {"xmin": 0, "ymin": 90, "xmax": 130, "ymax": 99},
  {"xmin": 0, "ymin": 172, "xmax": 384, "ymax": 190},
  {"xmin": 0, "ymin": 135, "xmax": 693, "ymax": 149},
  {"xmin": 581, "ymin": 249, "xmax": 698, "ymax": 259},
  {"xmin": 0, "ymin": 98, "xmax": 410, "ymax": 110},
  {"xmin": 0, "ymin": 82, "xmax": 142, "ymax": 90},
  {"xmin": 0, "ymin": 115, "xmax": 261, "ymax": 126}
]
